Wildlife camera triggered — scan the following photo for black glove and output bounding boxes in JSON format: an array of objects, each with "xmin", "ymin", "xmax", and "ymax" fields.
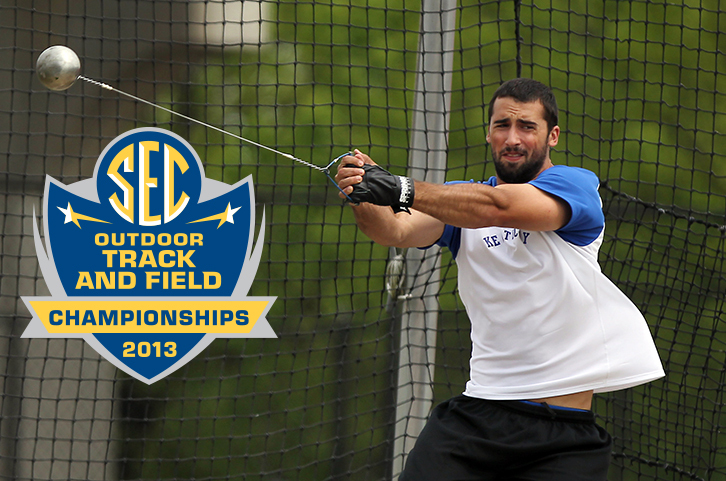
[{"xmin": 347, "ymin": 164, "xmax": 415, "ymax": 214}]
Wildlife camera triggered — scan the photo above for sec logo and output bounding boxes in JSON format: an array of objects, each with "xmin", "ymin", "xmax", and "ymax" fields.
[{"xmin": 22, "ymin": 127, "xmax": 276, "ymax": 384}]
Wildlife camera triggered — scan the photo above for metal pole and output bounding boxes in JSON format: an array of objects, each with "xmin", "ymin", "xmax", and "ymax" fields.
[{"xmin": 391, "ymin": 0, "xmax": 457, "ymax": 477}]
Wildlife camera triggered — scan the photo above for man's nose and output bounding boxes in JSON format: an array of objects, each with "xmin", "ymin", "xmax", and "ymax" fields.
[{"xmin": 504, "ymin": 127, "xmax": 520, "ymax": 146}]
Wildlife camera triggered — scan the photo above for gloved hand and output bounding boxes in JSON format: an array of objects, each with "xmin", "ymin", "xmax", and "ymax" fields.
[{"xmin": 346, "ymin": 164, "xmax": 414, "ymax": 214}]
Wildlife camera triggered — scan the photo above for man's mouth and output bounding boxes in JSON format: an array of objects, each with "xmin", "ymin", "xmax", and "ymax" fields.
[{"xmin": 501, "ymin": 150, "xmax": 525, "ymax": 162}]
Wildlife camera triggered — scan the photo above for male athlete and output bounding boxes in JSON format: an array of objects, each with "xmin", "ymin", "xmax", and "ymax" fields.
[{"xmin": 335, "ymin": 78, "xmax": 664, "ymax": 480}]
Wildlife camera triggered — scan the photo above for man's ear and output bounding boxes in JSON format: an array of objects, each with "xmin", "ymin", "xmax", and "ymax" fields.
[{"xmin": 548, "ymin": 125, "xmax": 560, "ymax": 147}]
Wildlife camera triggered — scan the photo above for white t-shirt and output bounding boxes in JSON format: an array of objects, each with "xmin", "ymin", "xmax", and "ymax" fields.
[{"xmin": 436, "ymin": 165, "xmax": 665, "ymax": 400}]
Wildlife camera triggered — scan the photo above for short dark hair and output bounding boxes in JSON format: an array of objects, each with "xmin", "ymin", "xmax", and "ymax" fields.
[{"xmin": 488, "ymin": 78, "xmax": 559, "ymax": 133}]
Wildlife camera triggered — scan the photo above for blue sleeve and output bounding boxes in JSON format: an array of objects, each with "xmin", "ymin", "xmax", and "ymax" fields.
[
  {"xmin": 529, "ymin": 165, "xmax": 604, "ymax": 246},
  {"xmin": 436, "ymin": 224, "xmax": 462, "ymax": 258}
]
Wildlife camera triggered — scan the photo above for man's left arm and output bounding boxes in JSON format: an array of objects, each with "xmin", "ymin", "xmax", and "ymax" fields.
[{"xmin": 412, "ymin": 181, "xmax": 571, "ymax": 232}]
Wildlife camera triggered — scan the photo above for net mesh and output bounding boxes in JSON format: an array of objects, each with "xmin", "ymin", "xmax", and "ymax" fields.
[{"xmin": 0, "ymin": 0, "xmax": 724, "ymax": 480}]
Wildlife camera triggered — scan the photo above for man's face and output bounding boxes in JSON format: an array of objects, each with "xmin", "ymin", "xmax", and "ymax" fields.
[{"xmin": 486, "ymin": 97, "xmax": 559, "ymax": 184}]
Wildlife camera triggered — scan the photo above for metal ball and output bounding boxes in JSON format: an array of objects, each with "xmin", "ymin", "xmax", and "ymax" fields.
[{"xmin": 36, "ymin": 45, "xmax": 81, "ymax": 91}]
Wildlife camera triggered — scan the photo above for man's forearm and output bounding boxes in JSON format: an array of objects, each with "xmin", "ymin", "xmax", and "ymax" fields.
[
  {"xmin": 350, "ymin": 202, "xmax": 444, "ymax": 248},
  {"xmin": 412, "ymin": 181, "xmax": 505, "ymax": 229},
  {"xmin": 412, "ymin": 179, "xmax": 570, "ymax": 232},
  {"xmin": 350, "ymin": 203, "xmax": 399, "ymax": 246}
]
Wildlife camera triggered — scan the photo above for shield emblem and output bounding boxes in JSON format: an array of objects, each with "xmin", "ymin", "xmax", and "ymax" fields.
[{"xmin": 22, "ymin": 128, "xmax": 276, "ymax": 383}]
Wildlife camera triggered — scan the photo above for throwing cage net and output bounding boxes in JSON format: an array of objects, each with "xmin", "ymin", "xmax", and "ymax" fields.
[{"xmin": 1, "ymin": 0, "xmax": 724, "ymax": 480}]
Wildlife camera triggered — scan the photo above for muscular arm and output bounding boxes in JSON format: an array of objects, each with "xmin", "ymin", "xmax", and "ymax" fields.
[
  {"xmin": 336, "ymin": 150, "xmax": 570, "ymax": 246},
  {"xmin": 413, "ymin": 180, "xmax": 571, "ymax": 232},
  {"xmin": 349, "ymin": 203, "xmax": 444, "ymax": 247}
]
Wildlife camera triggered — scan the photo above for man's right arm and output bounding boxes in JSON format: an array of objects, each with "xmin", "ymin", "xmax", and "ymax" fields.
[
  {"xmin": 349, "ymin": 202, "xmax": 445, "ymax": 248},
  {"xmin": 337, "ymin": 150, "xmax": 445, "ymax": 248}
]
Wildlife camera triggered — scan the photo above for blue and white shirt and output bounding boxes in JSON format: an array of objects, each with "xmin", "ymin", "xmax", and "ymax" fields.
[{"xmin": 437, "ymin": 165, "xmax": 664, "ymax": 400}]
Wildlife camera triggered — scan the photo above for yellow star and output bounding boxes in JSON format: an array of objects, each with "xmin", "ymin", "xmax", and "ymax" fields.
[
  {"xmin": 57, "ymin": 202, "xmax": 110, "ymax": 229},
  {"xmin": 188, "ymin": 203, "xmax": 241, "ymax": 229}
]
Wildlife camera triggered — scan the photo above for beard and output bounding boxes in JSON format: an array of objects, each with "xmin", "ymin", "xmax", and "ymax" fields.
[{"xmin": 492, "ymin": 143, "xmax": 549, "ymax": 184}]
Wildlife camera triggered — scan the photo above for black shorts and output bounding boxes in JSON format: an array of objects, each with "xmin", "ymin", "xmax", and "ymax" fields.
[{"xmin": 399, "ymin": 394, "xmax": 612, "ymax": 481}]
